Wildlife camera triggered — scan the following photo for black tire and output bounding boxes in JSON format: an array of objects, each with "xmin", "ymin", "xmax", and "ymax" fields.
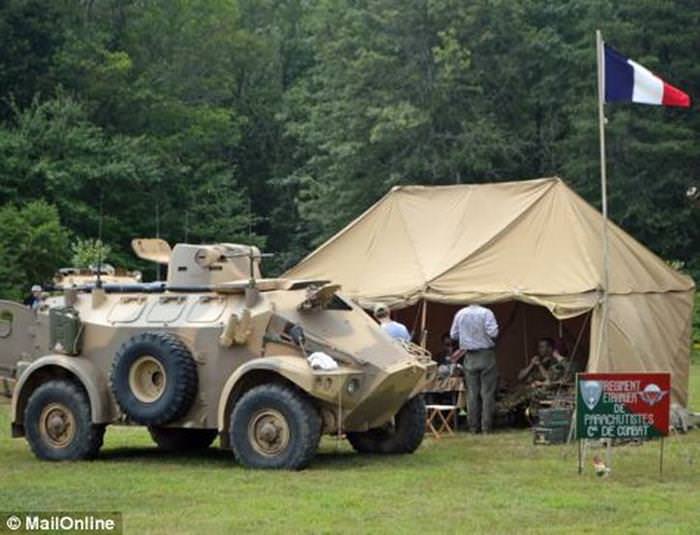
[
  {"xmin": 111, "ymin": 332, "xmax": 198, "ymax": 426},
  {"xmin": 148, "ymin": 427, "xmax": 218, "ymax": 452},
  {"xmin": 347, "ymin": 396, "xmax": 426, "ymax": 454},
  {"xmin": 230, "ymin": 383, "xmax": 321, "ymax": 470},
  {"xmin": 24, "ymin": 380, "xmax": 105, "ymax": 461}
]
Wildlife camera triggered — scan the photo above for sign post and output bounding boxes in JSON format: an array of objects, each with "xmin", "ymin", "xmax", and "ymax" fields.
[{"xmin": 575, "ymin": 372, "xmax": 671, "ymax": 476}]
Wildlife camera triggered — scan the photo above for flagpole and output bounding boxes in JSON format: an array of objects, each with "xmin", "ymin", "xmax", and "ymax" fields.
[{"xmin": 596, "ymin": 29, "xmax": 610, "ymax": 366}]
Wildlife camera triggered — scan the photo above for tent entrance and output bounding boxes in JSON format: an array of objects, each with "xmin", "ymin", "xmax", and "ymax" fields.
[{"xmin": 394, "ymin": 301, "xmax": 591, "ymax": 387}]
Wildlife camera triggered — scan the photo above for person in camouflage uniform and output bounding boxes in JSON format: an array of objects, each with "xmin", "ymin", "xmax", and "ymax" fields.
[
  {"xmin": 498, "ymin": 338, "xmax": 572, "ymax": 418},
  {"xmin": 517, "ymin": 338, "xmax": 567, "ymax": 384}
]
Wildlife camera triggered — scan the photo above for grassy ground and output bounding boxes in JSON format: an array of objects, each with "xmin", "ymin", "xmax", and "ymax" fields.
[{"xmin": 1, "ymin": 365, "xmax": 699, "ymax": 534}]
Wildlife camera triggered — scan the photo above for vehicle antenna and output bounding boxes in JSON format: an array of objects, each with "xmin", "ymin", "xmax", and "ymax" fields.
[
  {"xmin": 96, "ymin": 190, "xmax": 104, "ymax": 289},
  {"xmin": 248, "ymin": 196, "xmax": 252, "ymax": 242},
  {"xmin": 184, "ymin": 208, "xmax": 189, "ymax": 243},
  {"xmin": 248, "ymin": 248, "xmax": 256, "ymax": 288},
  {"xmin": 155, "ymin": 193, "xmax": 161, "ymax": 282}
]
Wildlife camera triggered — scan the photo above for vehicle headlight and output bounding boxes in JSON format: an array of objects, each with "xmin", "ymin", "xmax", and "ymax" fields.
[{"xmin": 346, "ymin": 378, "xmax": 360, "ymax": 395}]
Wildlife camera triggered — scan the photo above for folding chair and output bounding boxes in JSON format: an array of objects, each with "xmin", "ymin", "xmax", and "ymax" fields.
[{"xmin": 425, "ymin": 404, "xmax": 458, "ymax": 438}]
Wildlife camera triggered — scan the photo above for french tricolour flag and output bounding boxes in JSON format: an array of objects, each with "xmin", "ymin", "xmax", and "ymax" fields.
[{"xmin": 605, "ymin": 45, "xmax": 691, "ymax": 107}]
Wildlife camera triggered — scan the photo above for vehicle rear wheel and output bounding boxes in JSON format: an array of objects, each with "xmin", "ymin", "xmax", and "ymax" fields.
[
  {"xmin": 148, "ymin": 427, "xmax": 218, "ymax": 452},
  {"xmin": 111, "ymin": 332, "xmax": 198, "ymax": 426},
  {"xmin": 347, "ymin": 396, "xmax": 426, "ymax": 454},
  {"xmin": 230, "ymin": 384, "xmax": 321, "ymax": 470},
  {"xmin": 24, "ymin": 380, "xmax": 105, "ymax": 461}
]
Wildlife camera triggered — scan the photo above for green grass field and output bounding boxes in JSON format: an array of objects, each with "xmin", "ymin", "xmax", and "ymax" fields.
[{"xmin": 1, "ymin": 364, "xmax": 699, "ymax": 534}]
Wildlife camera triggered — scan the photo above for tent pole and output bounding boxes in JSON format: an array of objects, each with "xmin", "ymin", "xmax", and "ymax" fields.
[
  {"xmin": 596, "ymin": 29, "xmax": 610, "ymax": 368},
  {"xmin": 420, "ymin": 299, "xmax": 428, "ymax": 348},
  {"xmin": 521, "ymin": 304, "xmax": 529, "ymax": 368}
]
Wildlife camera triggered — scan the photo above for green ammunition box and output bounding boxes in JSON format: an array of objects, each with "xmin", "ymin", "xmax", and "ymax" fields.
[
  {"xmin": 49, "ymin": 307, "xmax": 82, "ymax": 355},
  {"xmin": 533, "ymin": 425, "xmax": 570, "ymax": 445},
  {"xmin": 538, "ymin": 408, "xmax": 572, "ymax": 428}
]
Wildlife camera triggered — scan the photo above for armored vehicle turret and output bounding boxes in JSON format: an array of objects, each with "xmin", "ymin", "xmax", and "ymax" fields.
[{"xmin": 0, "ymin": 239, "xmax": 434, "ymax": 469}]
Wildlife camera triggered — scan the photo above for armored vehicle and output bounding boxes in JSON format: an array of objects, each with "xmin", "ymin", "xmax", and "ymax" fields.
[{"xmin": 0, "ymin": 239, "xmax": 434, "ymax": 469}]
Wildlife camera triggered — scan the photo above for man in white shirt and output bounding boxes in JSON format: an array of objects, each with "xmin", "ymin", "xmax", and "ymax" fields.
[
  {"xmin": 450, "ymin": 304, "xmax": 499, "ymax": 433},
  {"xmin": 374, "ymin": 304, "xmax": 411, "ymax": 342}
]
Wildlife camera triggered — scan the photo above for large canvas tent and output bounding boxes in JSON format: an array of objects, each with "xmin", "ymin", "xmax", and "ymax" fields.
[{"xmin": 286, "ymin": 177, "xmax": 695, "ymax": 405}]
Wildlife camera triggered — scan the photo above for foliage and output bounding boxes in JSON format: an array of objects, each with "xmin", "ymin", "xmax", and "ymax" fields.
[
  {"xmin": 0, "ymin": 0, "xmax": 68, "ymax": 120},
  {"xmin": 0, "ymin": 94, "xmax": 164, "ymax": 267},
  {"xmin": 0, "ymin": 0, "xmax": 698, "ymax": 296},
  {"xmin": 70, "ymin": 238, "xmax": 111, "ymax": 269},
  {"xmin": 0, "ymin": 201, "xmax": 70, "ymax": 300}
]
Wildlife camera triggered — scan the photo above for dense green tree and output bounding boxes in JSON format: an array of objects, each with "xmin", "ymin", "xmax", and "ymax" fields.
[
  {"xmin": 0, "ymin": 94, "xmax": 164, "ymax": 266},
  {"xmin": 0, "ymin": 200, "xmax": 70, "ymax": 299},
  {"xmin": 561, "ymin": 0, "xmax": 700, "ymax": 271},
  {"xmin": 281, "ymin": 0, "xmax": 584, "ymax": 243},
  {"xmin": 51, "ymin": 0, "xmax": 269, "ymax": 251},
  {"xmin": 0, "ymin": 0, "xmax": 69, "ymax": 120}
]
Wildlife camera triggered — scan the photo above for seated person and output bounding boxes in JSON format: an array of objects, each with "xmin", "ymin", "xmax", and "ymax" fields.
[
  {"xmin": 374, "ymin": 304, "xmax": 411, "ymax": 342},
  {"xmin": 426, "ymin": 333, "xmax": 465, "ymax": 404},
  {"xmin": 498, "ymin": 337, "xmax": 578, "ymax": 422},
  {"xmin": 518, "ymin": 337, "xmax": 568, "ymax": 386},
  {"xmin": 435, "ymin": 333, "xmax": 455, "ymax": 365}
]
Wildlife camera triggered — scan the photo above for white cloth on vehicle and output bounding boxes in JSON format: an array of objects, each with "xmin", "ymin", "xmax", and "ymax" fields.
[{"xmin": 307, "ymin": 352, "xmax": 339, "ymax": 370}]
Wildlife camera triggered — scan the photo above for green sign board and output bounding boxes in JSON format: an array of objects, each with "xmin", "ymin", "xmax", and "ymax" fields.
[{"xmin": 576, "ymin": 372, "xmax": 670, "ymax": 440}]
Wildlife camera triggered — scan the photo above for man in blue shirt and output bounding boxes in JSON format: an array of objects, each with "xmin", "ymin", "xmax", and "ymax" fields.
[
  {"xmin": 374, "ymin": 304, "xmax": 411, "ymax": 342},
  {"xmin": 450, "ymin": 304, "xmax": 499, "ymax": 434}
]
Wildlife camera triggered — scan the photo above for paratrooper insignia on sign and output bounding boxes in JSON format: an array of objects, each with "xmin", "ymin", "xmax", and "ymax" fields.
[{"xmin": 580, "ymin": 380, "xmax": 602, "ymax": 410}]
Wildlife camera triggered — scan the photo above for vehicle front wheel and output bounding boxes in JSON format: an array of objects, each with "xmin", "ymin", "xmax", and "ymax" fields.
[
  {"xmin": 229, "ymin": 384, "xmax": 321, "ymax": 470},
  {"xmin": 148, "ymin": 427, "xmax": 218, "ymax": 452},
  {"xmin": 347, "ymin": 396, "xmax": 426, "ymax": 454},
  {"xmin": 24, "ymin": 380, "xmax": 105, "ymax": 461}
]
